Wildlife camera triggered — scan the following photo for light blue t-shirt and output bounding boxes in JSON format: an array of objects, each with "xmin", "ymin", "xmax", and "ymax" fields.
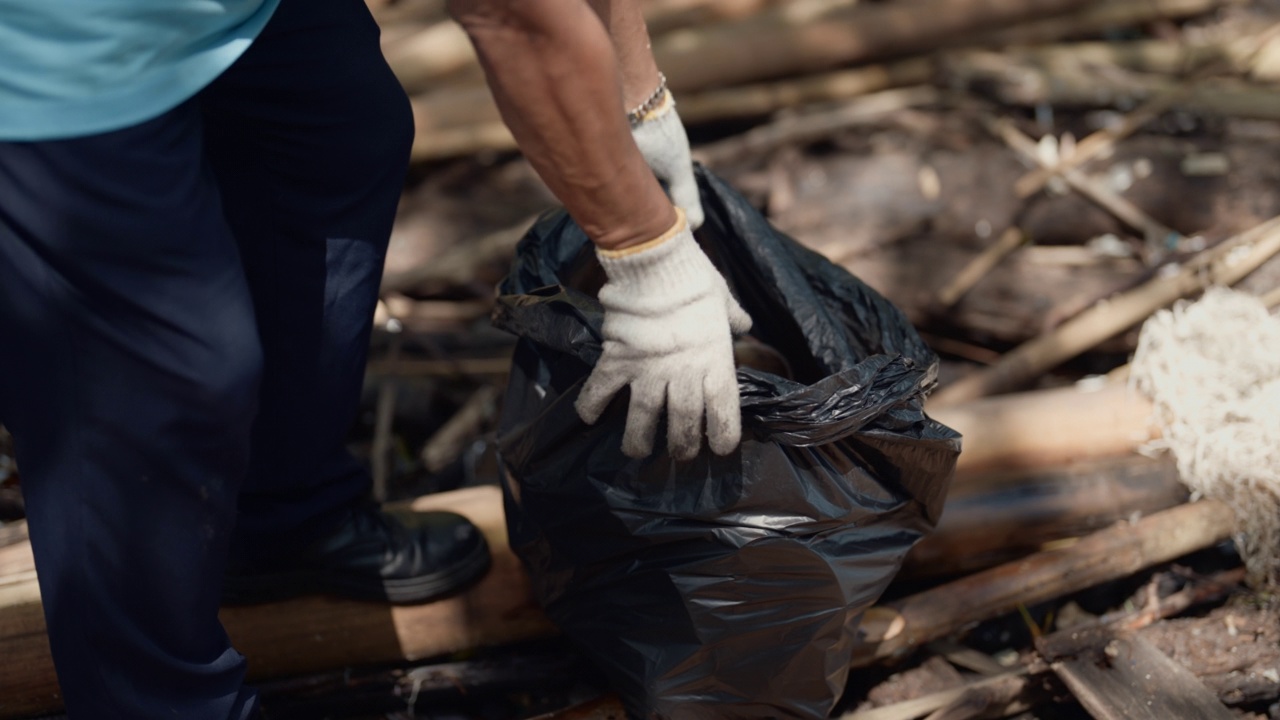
[{"xmin": 0, "ymin": 0, "xmax": 281, "ymax": 141}]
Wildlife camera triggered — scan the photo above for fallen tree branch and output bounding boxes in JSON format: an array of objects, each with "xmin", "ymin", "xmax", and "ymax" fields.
[
  {"xmin": 930, "ymin": 213, "xmax": 1280, "ymax": 406},
  {"xmin": 903, "ymin": 456, "xmax": 1186, "ymax": 578},
  {"xmin": 678, "ymin": 59, "xmax": 934, "ymax": 124},
  {"xmin": 981, "ymin": 0, "xmax": 1240, "ymax": 46},
  {"xmin": 928, "ymin": 382, "xmax": 1156, "ymax": 476},
  {"xmin": 654, "ymin": 0, "xmax": 1094, "ymax": 93},
  {"xmin": 851, "ymin": 500, "xmax": 1237, "ymax": 666},
  {"xmin": 952, "ymin": 54, "xmax": 1280, "ymax": 122}
]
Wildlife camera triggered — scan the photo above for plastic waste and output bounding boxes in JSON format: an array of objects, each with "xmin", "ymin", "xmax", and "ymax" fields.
[{"xmin": 494, "ymin": 167, "xmax": 961, "ymax": 719}]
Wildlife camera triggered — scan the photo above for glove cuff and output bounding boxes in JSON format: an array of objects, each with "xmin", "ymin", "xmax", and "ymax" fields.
[
  {"xmin": 598, "ymin": 207, "xmax": 686, "ymax": 260},
  {"xmin": 595, "ymin": 208, "xmax": 711, "ymax": 290}
]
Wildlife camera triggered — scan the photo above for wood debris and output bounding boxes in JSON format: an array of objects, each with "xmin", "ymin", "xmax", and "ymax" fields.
[{"xmin": 3, "ymin": 0, "xmax": 1280, "ymax": 718}]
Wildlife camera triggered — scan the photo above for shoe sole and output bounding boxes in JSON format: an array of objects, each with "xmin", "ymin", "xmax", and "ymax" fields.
[{"xmin": 221, "ymin": 535, "xmax": 492, "ymax": 606}]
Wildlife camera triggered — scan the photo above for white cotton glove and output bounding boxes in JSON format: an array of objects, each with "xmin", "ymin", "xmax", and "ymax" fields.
[
  {"xmin": 631, "ymin": 89, "xmax": 705, "ymax": 230},
  {"xmin": 575, "ymin": 209, "xmax": 751, "ymax": 460}
]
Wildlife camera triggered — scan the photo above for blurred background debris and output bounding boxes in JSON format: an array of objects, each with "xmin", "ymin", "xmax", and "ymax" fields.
[{"xmin": 2, "ymin": 0, "xmax": 1279, "ymax": 717}]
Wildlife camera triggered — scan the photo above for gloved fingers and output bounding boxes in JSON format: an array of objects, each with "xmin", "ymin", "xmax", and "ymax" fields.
[
  {"xmin": 576, "ymin": 363, "xmax": 629, "ymax": 426},
  {"xmin": 704, "ymin": 368, "xmax": 743, "ymax": 456},
  {"xmin": 666, "ymin": 377, "xmax": 706, "ymax": 462},
  {"xmin": 667, "ymin": 167, "xmax": 705, "ymax": 231},
  {"xmin": 621, "ymin": 378, "xmax": 666, "ymax": 459},
  {"xmin": 726, "ymin": 296, "xmax": 753, "ymax": 336}
]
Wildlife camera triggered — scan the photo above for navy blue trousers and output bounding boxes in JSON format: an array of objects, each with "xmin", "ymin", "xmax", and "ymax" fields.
[{"xmin": 0, "ymin": 0, "xmax": 413, "ymax": 716}]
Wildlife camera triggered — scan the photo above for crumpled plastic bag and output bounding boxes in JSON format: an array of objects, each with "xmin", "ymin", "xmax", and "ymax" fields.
[{"xmin": 494, "ymin": 167, "xmax": 961, "ymax": 719}]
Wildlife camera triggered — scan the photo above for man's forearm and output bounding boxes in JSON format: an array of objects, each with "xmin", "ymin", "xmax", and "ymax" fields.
[
  {"xmin": 449, "ymin": 0, "xmax": 676, "ymax": 250},
  {"xmin": 583, "ymin": 0, "xmax": 662, "ymax": 111}
]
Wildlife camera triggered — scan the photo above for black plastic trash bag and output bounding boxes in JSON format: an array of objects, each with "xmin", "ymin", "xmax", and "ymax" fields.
[{"xmin": 494, "ymin": 167, "xmax": 961, "ymax": 719}]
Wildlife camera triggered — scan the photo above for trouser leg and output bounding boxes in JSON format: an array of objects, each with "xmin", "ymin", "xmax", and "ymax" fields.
[
  {"xmin": 198, "ymin": 0, "xmax": 415, "ymax": 559},
  {"xmin": 0, "ymin": 104, "xmax": 261, "ymax": 720}
]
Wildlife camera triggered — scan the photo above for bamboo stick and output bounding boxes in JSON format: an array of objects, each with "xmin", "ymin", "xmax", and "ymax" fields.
[
  {"xmin": 954, "ymin": 56, "xmax": 1280, "ymax": 122},
  {"xmin": 903, "ymin": 456, "xmax": 1186, "ymax": 578},
  {"xmin": 982, "ymin": 0, "xmax": 1237, "ymax": 46},
  {"xmin": 678, "ymin": 58, "xmax": 933, "ymax": 124},
  {"xmin": 929, "ymin": 382, "xmax": 1156, "ymax": 476},
  {"xmin": 653, "ymin": 0, "xmax": 1095, "ymax": 93},
  {"xmin": 403, "ymin": 65, "xmax": 937, "ymax": 162},
  {"xmin": 851, "ymin": 500, "xmax": 1237, "ymax": 666},
  {"xmin": 1106, "ymin": 285, "xmax": 1280, "ymax": 384},
  {"xmin": 380, "ymin": 0, "xmax": 800, "ymax": 93},
  {"xmin": 392, "ymin": 0, "xmax": 1242, "ymax": 160},
  {"xmin": 930, "ymin": 214, "xmax": 1280, "ymax": 406}
]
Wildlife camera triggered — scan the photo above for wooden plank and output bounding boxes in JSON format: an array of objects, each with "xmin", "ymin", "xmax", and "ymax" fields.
[
  {"xmin": 851, "ymin": 500, "xmax": 1237, "ymax": 667},
  {"xmin": 0, "ymin": 485, "xmax": 556, "ymax": 719},
  {"xmin": 928, "ymin": 384, "xmax": 1157, "ymax": 478},
  {"xmin": 0, "ymin": 535, "xmax": 33, "ymax": 578},
  {"xmin": 903, "ymin": 455, "xmax": 1186, "ymax": 578},
  {"xmin": 0, "ymin": 520, "xmax": 27, "ymax": 549},
  {"xmin": 1049, "ymin": 633, "xmax": 1237, "ymax": 720}
]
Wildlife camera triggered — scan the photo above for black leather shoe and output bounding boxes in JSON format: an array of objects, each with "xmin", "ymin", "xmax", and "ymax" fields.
[{"xmin": 222, "ymin": 504, "xmax": 491, "ymax": 605}]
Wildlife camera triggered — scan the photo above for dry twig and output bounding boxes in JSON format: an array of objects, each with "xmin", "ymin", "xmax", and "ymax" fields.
[
  {"xmin": 931, "ymin": 214, "xmax": 1280, "ymax": 406},
  {"xmin": 934, "ymin": 228, "xmax": 1028, "ymax": 309}
]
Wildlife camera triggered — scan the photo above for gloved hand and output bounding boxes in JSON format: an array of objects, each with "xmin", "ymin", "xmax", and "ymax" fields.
[
  {"xmin": 631, "ymin": 87, "xmax": 704, "ymax": 230},
  {"xmin": 576, "ymin": 209, "xmax": 751, "ymax": 460}
]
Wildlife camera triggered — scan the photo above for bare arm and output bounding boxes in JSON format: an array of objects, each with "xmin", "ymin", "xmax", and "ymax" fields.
[
  {"xmin": 582, "ymin": 0, "xmax": 662, "ymax": 111},
  {"xmin": 448, "ymin": 0, "xmax": 675, "ymax": 250}
]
